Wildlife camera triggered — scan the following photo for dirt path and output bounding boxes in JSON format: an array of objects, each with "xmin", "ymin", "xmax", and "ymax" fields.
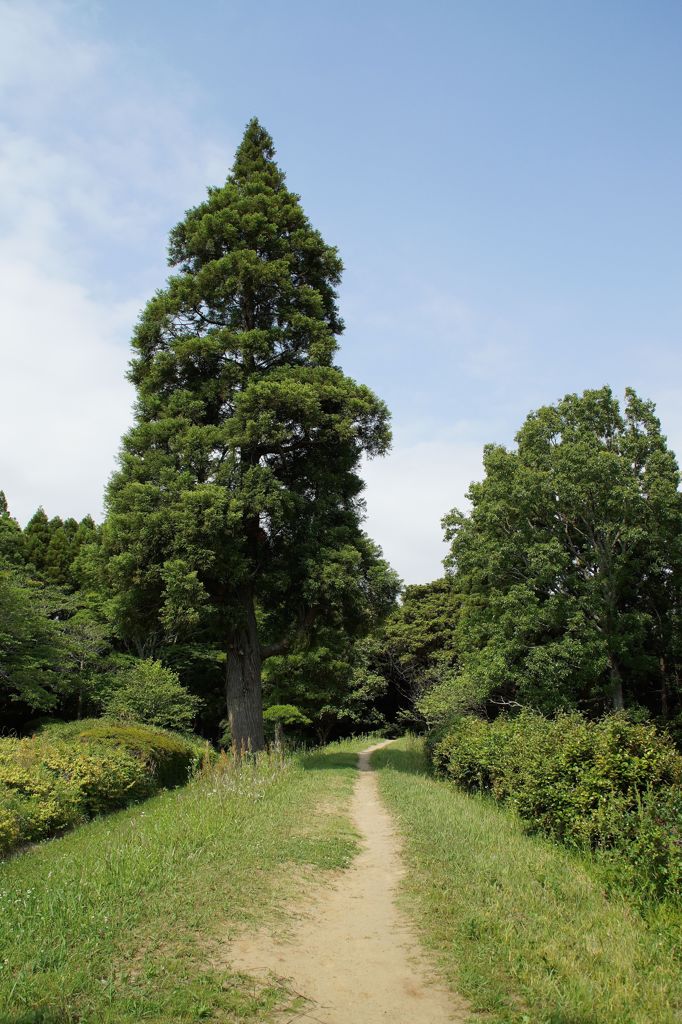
[{"xmin": 227, "ymin": 741, "xmax": 469, "ymax": 1023}]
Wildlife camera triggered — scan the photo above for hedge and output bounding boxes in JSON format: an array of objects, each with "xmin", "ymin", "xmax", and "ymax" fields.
[
  {"xmin": 0, "ymin": 719, "xmax": 209, "ymax": 857},
  {"xmin": 429, "ymin": 711, "xmax": 682, "ymax": 900}
]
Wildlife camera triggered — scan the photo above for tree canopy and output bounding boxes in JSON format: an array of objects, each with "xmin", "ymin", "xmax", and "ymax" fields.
[
  {"xmin": 442, "ymin": 387, "xmax": 682, "ymax": 718},
  {"xmin": 99, "ymin": 119, "xmax": 396, "ymax": 749}
]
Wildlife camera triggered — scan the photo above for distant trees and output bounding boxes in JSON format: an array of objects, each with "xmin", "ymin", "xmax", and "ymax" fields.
[
  {"xmin": 99, "ymin": 119, "xmax": 395, "ymax": 749},
  {"xmin": 0, "ymin": 493, "xmax": 23, "ymax": 566},
  {"xmin": 23, "ymin": 508, "xmax": 96, "ymax": 588},
  {"xmin": 380, "ymin": 579, "xmax": 461, "ymax": 700},
  {"xmin": 0, "ymin": 568, "xmax": 64, "ymax": 712},
  {"xmin": 261, "ymin": 537, "xmax": 400, "ymax": 739},
  {"xmin": 0, "ymin": 494, "xmax": 111, "ymax": 727},
  {"xmin": 442, "ymin": 387, "xmax": 682, "ymax": 718},
  {"xmin": 340, "ymin": 579, "xmax": 463, "ymax": 731}
]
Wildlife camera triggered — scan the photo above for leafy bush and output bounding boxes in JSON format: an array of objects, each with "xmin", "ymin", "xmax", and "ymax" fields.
[
  {"xmin": 104, "ymin": 660, "xmax": 202, "ymax": 732},
  {"xmin": 75, "ymin": 720, "xmax": 204, "ymax": 788},
  {"xmin": 430, "ymin": 711, "xmax": 682, "ymax": 900},
  {"xmin": 0, "ymin": 720, "xmax": 206, "ymax": 857},
  {"xmin": 619, "ymin": 785, "xmax": 682, "ymax": 899}
]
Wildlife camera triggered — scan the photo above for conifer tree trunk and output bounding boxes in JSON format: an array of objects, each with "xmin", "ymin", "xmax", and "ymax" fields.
[{"xmin": 226, "ymin": 591, "xmax": 265, "ymax": 751}]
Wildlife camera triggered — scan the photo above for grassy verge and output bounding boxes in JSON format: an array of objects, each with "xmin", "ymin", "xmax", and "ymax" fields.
[
  {"xmin": 0, "ymin": 742, "xmax": 363, "ymax": 1024},
  {"xmin": 373, "ymin": 736, "xmax": 682, "ymax": 1024}
]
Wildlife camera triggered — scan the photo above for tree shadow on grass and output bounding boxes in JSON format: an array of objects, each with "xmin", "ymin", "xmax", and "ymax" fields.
[
  {"xmin": 300, "ymin": 751, "xmax": 360, "ymax": 772},
  {"xmin": 369, "ymin": 745, "xmax": 429, "ymax": 776},
  {"xmin": 301, "ymin": 744, "xmax": 430, "ymax": 777}
]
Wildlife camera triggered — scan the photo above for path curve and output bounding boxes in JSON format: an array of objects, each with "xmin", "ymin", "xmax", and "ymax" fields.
[{"xmin": 227, "ymin": 741, "xmax": 468, "ymax": 1023}]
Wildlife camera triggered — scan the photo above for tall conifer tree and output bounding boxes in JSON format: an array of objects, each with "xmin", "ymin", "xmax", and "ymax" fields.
[
  {"xmin": 0, "ymin": 492, "xmax": 23, "ymax": 566},
  {"xmin": 102, "ymin": 120, "xmax": 392, "ymax": 748},
  {"xmin": 22, "ymin": 508, "xmax": 51, "ymax": 572}
]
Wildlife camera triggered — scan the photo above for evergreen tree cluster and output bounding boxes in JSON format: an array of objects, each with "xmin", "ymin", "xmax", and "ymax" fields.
[{"xmin": 0, "ymin": 493, "xmax": 111, "ymax": 728}]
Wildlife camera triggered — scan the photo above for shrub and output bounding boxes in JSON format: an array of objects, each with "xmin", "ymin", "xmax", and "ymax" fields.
[
  {"xmin": 0, "ymin": 740, "xmax": 84, "ymax": 846},
  {"xmin": 0, "ymin": 720, "xmax": 207, "ymax": 858},
  {"xmin": 622, "ymin": 785, "xmax": 682, "ymax": 899},
  {"xmin": 104, "ymin": 660, "xmax": 202, "ymax": 732},
  {"xmin": 263, "ymin": 704, "xmax": 311, "ymax": 744},
  {"xmin": 39, "ymin": 742, "xmax": 153, "ymax": 813},
  {"xmin": 430, "ymin": 711, "xmax": 682, "ymax": 900},
  {"xmin": 0, "ymin": 807, "xmax": 20, "ymax": 856},
  {"xmin": 75, "ymin": 721, "xmax": 203, "ymax": 788}
]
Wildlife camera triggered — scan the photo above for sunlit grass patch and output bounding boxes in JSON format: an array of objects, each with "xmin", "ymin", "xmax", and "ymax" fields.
[
  {"xmin": 373, "ymin": 736, "xmax": 682, "ymax": 1024},
  {"xmin": 0, "ymin": 740, "xmax": 363, "ymax": 1023}
]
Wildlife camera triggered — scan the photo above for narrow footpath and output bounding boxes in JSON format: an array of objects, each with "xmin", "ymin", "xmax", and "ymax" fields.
[{"xmin": 227, "ymin": 741, "xmax": 469, "ymax": 1023}]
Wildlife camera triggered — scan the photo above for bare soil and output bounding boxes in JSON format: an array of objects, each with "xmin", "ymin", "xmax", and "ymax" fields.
[{"xmin": 225, "ymin": 741, "xmax": 469, "ymax": 1022}]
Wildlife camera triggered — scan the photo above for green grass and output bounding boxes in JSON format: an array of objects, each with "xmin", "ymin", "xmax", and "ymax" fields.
[
  {"xmin": 0, "ymin": 743, "xmax": 363, "ymax": 1024},
  {"xmin": 373, "ymin": 736, "xmax": 682, "ymax": 1024}
]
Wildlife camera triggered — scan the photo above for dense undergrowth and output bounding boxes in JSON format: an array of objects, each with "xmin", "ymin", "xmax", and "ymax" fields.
[
  {"xmin": 429, "ymin": 711, "xmax": 682, "ymax": 901},
  {"xmin": 0, "ymin": 720, "xmax": 208, "ymax": 857},
  {"xmin": 374, "ymin": 736, "xmax": 682, "ymax": 1024}
]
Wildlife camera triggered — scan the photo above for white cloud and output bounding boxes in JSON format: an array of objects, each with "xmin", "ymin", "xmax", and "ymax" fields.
[
  {"xmin": 360, "ymin": 383, "xmax": 682, "ymax": 586},
  {"xmin": 0, "ymin": 255, "xmax": 135, "ymax": 523},
  {"xmin": 344, "ymin": 283, "xmax": 531, "ymax": 389},
  {"xmin": 361, "ymin": 434, "xmax": 483, "ymax": 585},
  {"xmin": 0, "ymin": 1, "xmax": 229, "ymax": 524},
  {"xmin": 0, "ymin": 0, "xmax": 99, "ymax": 104}
]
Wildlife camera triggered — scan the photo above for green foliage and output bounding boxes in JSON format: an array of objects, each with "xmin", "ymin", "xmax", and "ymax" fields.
[
  {"xmin": 417, "ymin": 670, "xmax": 489, "ymax": 724},
  {"xmin": 0, "ymin": 720, "xmax": 202, "ymax": 856},
  {"xmin": 21, "ymin": 508, "xmax": 96, "ymax": 589},
  {"xmin": 0, "ymin": 743, "xmax": 83, "ymax": 853},
  {"xmin": 0, "ymin": 499, "xmax": 111, "ymax": 730},
  {"xmin": 430, "ymin": 711, "xmax": 682, "ymax": 899},
  {"xmin": 357, "ymin": 578, "xmax": 461, "ymax": 730},
  {"xmin": 21, "ymin": 508, "xmax": 51, "ymax": 573},
  {"xmin": 55, "ymin": 609, "xmax": 114, "ymax": 718},
  {"xmin": 263, "ymin": 632, "xmax": 391, "ymax": 741},
  {"xmin": 614, "ymin": 784, "xmax": 682, "ymax": 899},
  {"xmin": 104, "ymin": 658, "xmax": 202, "ymax": 732},
  {"xmin": 375, "ymin": 736, "xmax": 682, "ymax": 1024},
  {"xmin": 262, "ymin": 704, "xmax": 311, "ymax": 726},
  {"xmin": 443, "ymin": 387, "xmax": 682, "ymax": 717},
  {"xmin": 62, "ymin": 718, "xmax": 206, "ymax": 787},
  {"xmin": 262, "ymin": 541, "xmax": 399, "ymax": 739},
  {"xmin": 98, "ymin": 118, "xmax": 393, "ymax": 748},
  {"xmin": 0, "ymin": 491, "xmax": 24, "ymax": 566},
  {"xmin": 0, "ymin": 567, "xmax": 64, "ymax": 712},
  {"xmin": 0, "ymin": 559, "xmax": 120, "ymax": 731},
  {"xmin": 383, "ymin": 578, "xmax": 460, "ymax": 689}
]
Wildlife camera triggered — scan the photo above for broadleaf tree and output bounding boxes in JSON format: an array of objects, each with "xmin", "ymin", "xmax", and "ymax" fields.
[
  {"xmin": 101, "ymin": 119, "xmax": 393, "ymax": 749},
  {"xmin": 444, "ymin": 387, "xmax": 682, "ymax": 717}
]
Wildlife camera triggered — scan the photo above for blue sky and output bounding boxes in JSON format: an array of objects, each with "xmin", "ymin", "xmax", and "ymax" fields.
[{"xmin": 1, "ymin": 1, "xmax": 681, "ymax": 582}]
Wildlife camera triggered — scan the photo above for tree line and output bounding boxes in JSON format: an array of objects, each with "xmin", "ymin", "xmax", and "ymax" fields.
[
  {"xmin": 366, "ymin": 387, "xmax": 682, "ymax": 740},
  {"xmin": 2, "ymin": 119, "xmax": 681, "ymax": 749}
]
